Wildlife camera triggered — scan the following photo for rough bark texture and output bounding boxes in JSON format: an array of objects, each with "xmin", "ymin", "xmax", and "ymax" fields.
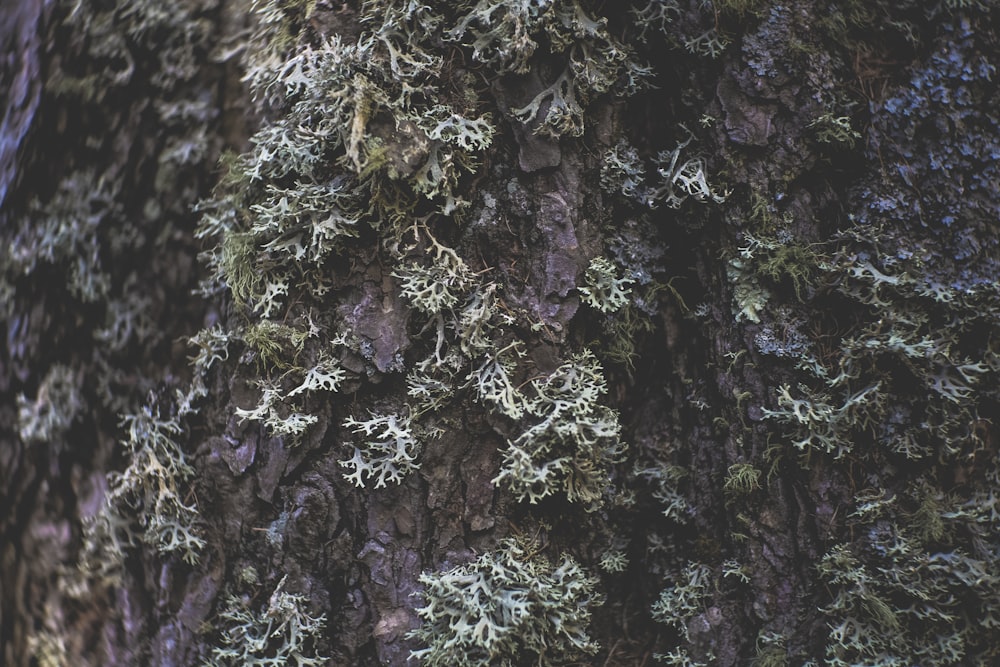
[{"xmin": 3, "ymin": 1, "xmax": 1000, "ymax": 666}]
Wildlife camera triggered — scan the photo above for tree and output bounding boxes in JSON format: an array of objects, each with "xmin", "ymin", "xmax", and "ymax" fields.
[{"xmin": 3, "ymin": 1, "xmax": 1000, "ymax": 665}]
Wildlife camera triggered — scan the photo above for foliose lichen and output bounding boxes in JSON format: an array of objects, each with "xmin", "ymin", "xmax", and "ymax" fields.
[
  {"xmin": 408, "ymin": 538, "xmax": 602, "ymax": 666},
  {"xmin": 205, "ymin": 576, "xmax": 327, "ymax": 667}
]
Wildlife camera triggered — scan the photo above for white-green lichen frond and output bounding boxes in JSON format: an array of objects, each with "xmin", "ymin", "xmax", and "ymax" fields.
[
  {"xmin": 467, "ymin": 342, "xmax": 527, "ymax": 419},
  {"xmin": 287, "ymin": 352, "xmax": 347, "ymax": 397},
  {"xmin": 635, "ymin": 463, "xmax": 690, "ymax": 522},
  {"xmin": 450, "ymin": 0, "xmax": 649, "ymax": 138},
  {"xmin": 761, "ymin": 382, "xmax": 883, "ymax": 458},
  {"xmin": 206, "ymin": 575, "xmax": 327, "ymax": 667},
  {"xmin": 652, "ymin": 561, "xmax": 713, "ymax": 642},
  {"xmin": 652, "ymin": 131, "xmax": 727, "ymax": 208},
  {"xmin": 600, "ymin": 139, "xmax": 648, "ymax": 202},
  {"xmin": 408, "ymin": 538, "xmax": 602, "ymax": 666},
  {"xmin": 394, "ymin": 259, "xmax": 471, "ymax": 314},
  {"xmin": 457, "ymin": 282, "xmax": 501, "ymax": 355},
  {"xmin": 235, "ymin": 380, "xmax": 318, "ymax": 441},
  {"xmin": 631, "ymin": 0, "xmax": 681, "ymax": 43},
  {"xmin": 109, "ymin": 405, "xmax": 205, "ymax": 561},
  {"xmin": 655, "ymin": 647, "xmax": 712, "ymax": 667},
  {"xmin": 579, "ymin": 257, "xmax": 633, "ymax": 313},
  {"xmin": 493, "ymin": 350, "xmax": 626, "ymax": 508},
  {"xmin": 72, "ymin": 403, "xmax": 204, "ymax": 582},
  {"xmin": 600, "ymin": 549, "xmax": 629, "ymax": 573},
  {"xmin": 17, "ymin": 365, "xmax": 84, "ymax": 445},
  {"xmin": 178, "ymin": 326, "xmax": 232, "ymax": 415},
  {"xmin": 341, "ymin": 412, "xmax": 421, "ymax": 488}
]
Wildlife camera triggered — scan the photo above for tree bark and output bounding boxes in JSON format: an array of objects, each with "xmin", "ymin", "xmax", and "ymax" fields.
[{"xmin": 3, "ymin": 1, "xmax": 1000, "ymax": 666}]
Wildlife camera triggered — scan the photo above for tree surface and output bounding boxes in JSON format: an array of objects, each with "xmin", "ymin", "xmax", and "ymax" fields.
[{"xmin": 3, "ymin": 1, "xmax": 1000, "ymax": 666}]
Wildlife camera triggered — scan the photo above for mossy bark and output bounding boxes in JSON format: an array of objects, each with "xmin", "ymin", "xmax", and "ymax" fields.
[{"xmin": 3, "ymin": 2, "xmax": 1000, "ymax": 666}]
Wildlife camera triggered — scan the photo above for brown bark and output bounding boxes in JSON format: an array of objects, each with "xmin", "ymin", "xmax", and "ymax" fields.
[{"xmin": 4, "ymin": 2, "xmax": 1000, "ymax": 666}]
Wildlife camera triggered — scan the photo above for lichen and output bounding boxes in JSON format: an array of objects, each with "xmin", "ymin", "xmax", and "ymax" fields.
[
  {"xmin": 579, "ymin": 257, "xmax": 633, "ymax": 313},
  {"xmin": 492, "ymin": 350, "xmax": 627, "ymax": 509},
  {"xmin": 72, "ymin": 402, "xmax": 204, "ymax": 594},
  {"xmin": 17, "ymin": 365, "xmax": 84, "ymax": 445},
  {"xmin": 408, "ymin": 538, "xmax": 602, "ymax": 666},
  {"xmin": 651, "ymin": 561, "xmax": 713, "ymax": 641},
  {"xmin": 340, "ymin": 412, "xmax": 422, "ymax": 489},
  {"xmin": 205, "ymin": 576, "xmax": 327, "ymax": 667}
]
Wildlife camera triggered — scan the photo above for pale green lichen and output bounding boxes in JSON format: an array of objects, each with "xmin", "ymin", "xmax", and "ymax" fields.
[
  {"xmin": 408, "ymin": 538, "xmax": 602, "ymax": 666},
  {"xmin": 492, "ymin": 350, "xmax": 626, "ymax": 508},
  {"xmin": 761, "ymin": 382, "xmax": 883, "ymax": 458},
  {"xmin": 340, "ymin": 412, "xmax": 421, "ymax": 489},
  {"xmin": 684, "ymin": 29, "xmax": 729, "ymax": 58},
  {"xmin": 452, "ymin": 0, "xmax": 650, "ymax": 137},
  {"xmin": 631, "ymin": 0, "xmax": 680, "ymax": 43},
  {"xmin": 579, "ymin": 257, "xmax": 633, "ymax": 313},
  {"xmin": 6, "ymin": 170, "xmax": 112, "ymax": 302},
  {"xmin": 599, "ymin": 549, "xmax": 629, "ymax": 573},
  {"xmin": 467, "ymin": 342, "xmax": 527, "ymax": 420},
  {"xmin": 651, "ymin": 131, "xmax": 728, "ymax": 209},
  {"xmin": 17, "ymin": 365, "xmax": 84, "ymax": 445},
  {"xmin": 287, "ymin": 352, "xmax": 346, "ymax": 397},
  {"xmin": 600, "ymin": 139, "xmax": 648, "ymax": 203},
  {"xmin": 394, "ymin": 251, "xmax": 473, "ymax": 315},
  {"xmin": 635, "ymin": 463, "xmax": 689, "ymax": 522},
  {"xmin": 651, "ymin": 562, "xmax": 712, "ymax": 642},
  {"xmin": 205, "ymin": 575, "xmax": 327, "ymax": 667},
  {"xmin": 110, "ymin": 406, "xmax": 205, "ymax": 561},
  {"xmin": 178, "ymin": 326, "xmax": 231, "ymax": 415},
  {"xmin": 406, "ymin": 352, "xmax": 462, "ymax": 416},
  {"xmin": 235, "ymin": 379, "xmax": 318, "ymax": 441},
  {"xmin": 817, "ymin": 479, "xmax": 1000, "ymax": 665},
  {"xmin": 73, "ymin": 403, "xmax": 204, "ymax": 592},
  {"xmin": 722, "ymin": 558, "xmax": 751, "ymax": 583},
  {"xmin": 655, "ymin": 648, "xmax": 712, "ymax": 667}
]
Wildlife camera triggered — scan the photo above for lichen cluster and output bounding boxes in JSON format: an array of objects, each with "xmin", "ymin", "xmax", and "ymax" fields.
[
  {"xmin": 194, "ymin": 0, "xmax": 653, "ymax": 502},
  {"xmin": 187, "ymin": 1, "xmax": 736, "ymax": 661},
  {"xmin": 408, "ymin": 538, "xmax": 602, "ymax": 666},
  {"xmin": 186, "ymin": 0, "xmax": 662, "ymax": 659},
  {"xmin": 9, "ymin": 0, "xmax": 1000, "ymax": 664},
  {"xmin": 2, "ymin": 0, "xmax": 218, "ymax": 601},
  {"xmin": 71, "ymin": 404, "xmax": 204, "ymax": 595},
  {"xmin": 206, "ymin": 576, "xmax": 328, "ymax": 667}
]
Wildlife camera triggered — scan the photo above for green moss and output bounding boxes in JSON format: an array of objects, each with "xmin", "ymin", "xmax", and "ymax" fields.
[
  {"xmin": 601, "ymin": 302, "xmax": 656, "ymax": 372},
  {"xmin": 242, "ymin": 321, "xmax": 307, "ymax": 370},
  {"xmin": 723, "ymin": 463, "xmax": 762, "ymax": 495},
  {"xmin": 756, "ymin": 243, "xmax": 821, "ymax": 301}
]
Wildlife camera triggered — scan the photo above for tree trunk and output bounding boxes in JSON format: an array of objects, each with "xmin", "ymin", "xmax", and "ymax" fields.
[{"xmin": 4, "ymin": 1, "xmax": 1000, "ymax": 666}]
